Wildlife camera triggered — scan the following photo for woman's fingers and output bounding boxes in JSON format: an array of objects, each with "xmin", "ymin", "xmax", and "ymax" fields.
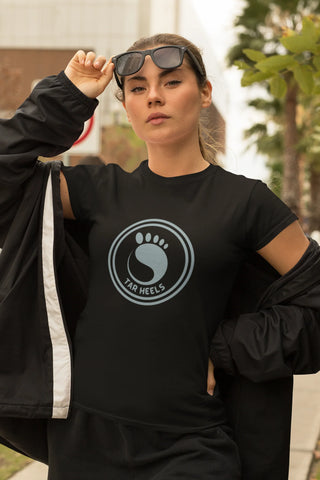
[
  {"xmin": 66, "ymin": 50, "xmax": 108, "ymax": 73},
  {"xmin": 75, "ymin": 50, "xmax": 86, "ymax": 65},
  {"xmin": 84, "ymin": 51, "xmax": 97, "ymax": 67},
  {"xmin": 64, "ymin": 51, "xmax": 114, "ymax": 98},
  {"xmin": 207, "ymin": 358, "xmax": 216, "ymax": 396},
  {"xmin": 93, "ymin": 55, "xmax": 107, "ymax": 71}
]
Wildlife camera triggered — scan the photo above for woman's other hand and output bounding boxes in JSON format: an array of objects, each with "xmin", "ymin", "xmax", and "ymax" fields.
[
  {"xmin": 64, "ymin": 50, "xmax": 115, "ymax": 98},
  {"xmin": 207, "ymin": 358, "xmax": 216, "ymax": 396}
]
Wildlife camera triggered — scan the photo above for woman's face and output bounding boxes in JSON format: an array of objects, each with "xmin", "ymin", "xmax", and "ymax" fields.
[{"xmin": 121, "ymin": 47, "xmax": 212, "ymax": 149}]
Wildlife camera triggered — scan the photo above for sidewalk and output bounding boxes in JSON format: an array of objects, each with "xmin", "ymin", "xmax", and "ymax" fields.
[
  {"xmin": 9, "ymin": 462, "xmax": 47, "ymax": 480},
  {"xmin": 289, "ymin": 372, "xmax": 320, "ymax": 480},
  {"xmin": 9, "ymin": 372, "xmax": 320, "ymax": 480}
]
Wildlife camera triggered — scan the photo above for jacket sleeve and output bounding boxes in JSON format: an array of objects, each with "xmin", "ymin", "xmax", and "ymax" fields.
[
  {"xmin": 210, "ymin": 239, "xmax": 320, "ymax": 382},
  {"xmin": 0, "ymin": 71, "xmax": 98, "ymax": 246},
  {"xmin": 0, "ymin": 70, "xmax": 98, "ymax": 186}
]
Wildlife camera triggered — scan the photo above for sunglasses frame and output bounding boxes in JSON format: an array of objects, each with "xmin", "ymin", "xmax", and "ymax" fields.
[{"xmin": 112, "ymin": 45, "xmax": 205, "ymax": 89}]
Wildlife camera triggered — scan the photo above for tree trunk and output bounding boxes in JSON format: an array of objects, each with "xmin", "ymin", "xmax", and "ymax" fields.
[
  {"xmin": 282, "ymin": 79, "xmax": 301, "ymax": 218},
  {"xmin": 309, "ymin": 164, "xmax": 320, "ymax": 233}
]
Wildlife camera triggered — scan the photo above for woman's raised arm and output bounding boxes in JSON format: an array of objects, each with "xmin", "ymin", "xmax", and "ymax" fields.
[{"xmin": 60, "ymin": 51, "xmax": 114, "ymax": 219}]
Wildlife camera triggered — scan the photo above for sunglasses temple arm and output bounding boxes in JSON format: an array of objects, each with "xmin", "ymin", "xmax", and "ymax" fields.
[
  {"xmin": 110, "ymin": 57, "xmax": 124, "ymax": 89},
  {"xmin": 113, "ymin": 71, "xmax": 123, "ymax": 89},
  {"xmin": 187, "ymin": 50, "xmax": 205, "ymax": 77}
]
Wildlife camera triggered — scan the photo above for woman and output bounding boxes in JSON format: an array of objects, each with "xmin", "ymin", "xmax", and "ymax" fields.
[
  {"xmin": 55, "ymin": 33, "xmax": 309, "ymax": 477},
  {"xmin": 0, "ymin": 34, "xmax": 316, "ymax": 479}
]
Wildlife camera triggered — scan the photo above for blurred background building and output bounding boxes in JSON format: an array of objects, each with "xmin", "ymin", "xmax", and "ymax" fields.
[{"xmin": 0, "ymin": 0, "xmax": 227, "ymax": 166}]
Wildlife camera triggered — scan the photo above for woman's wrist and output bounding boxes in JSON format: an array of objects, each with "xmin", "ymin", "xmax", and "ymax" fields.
[{"xmin": 58, "ymin": 71, "xmax": 99, "ymax": 107}]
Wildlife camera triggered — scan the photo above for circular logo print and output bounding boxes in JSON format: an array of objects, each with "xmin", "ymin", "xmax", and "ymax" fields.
[{"xmin": 108, "ymin": 219, "xmax": 194, "ymax": 306}]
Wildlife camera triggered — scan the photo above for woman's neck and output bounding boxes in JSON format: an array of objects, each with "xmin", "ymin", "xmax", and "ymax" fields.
[{"xmin": 146, "ymin": 142, "xmax": 209, "ymax": 178}]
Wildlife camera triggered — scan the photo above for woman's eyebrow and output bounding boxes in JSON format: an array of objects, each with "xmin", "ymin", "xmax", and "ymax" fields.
[
  {"xmin": 159, "ymin": 68, "xmax": 182, "ymax": 78},
  {"xmin": 127, "ymin": 75, "xmax": 146, "ymax": 83}
]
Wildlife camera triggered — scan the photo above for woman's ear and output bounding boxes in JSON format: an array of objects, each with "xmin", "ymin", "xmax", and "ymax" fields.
[
  {"xmin": 201, "ymin": 80, "xmax": 212, "ymax": 109},
  {"xmin": 122, "ymin": 101, "xmax": 131, "ymax": 123}
]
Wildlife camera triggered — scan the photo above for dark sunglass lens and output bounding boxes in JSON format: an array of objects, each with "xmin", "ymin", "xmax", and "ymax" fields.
[
  {"xmin": 116, "ymin": 52, "xmax": 144, "ymax": 76},
  {"xmin": 154, "ymin": 47, "xmax": 182, "ymax": 69}
]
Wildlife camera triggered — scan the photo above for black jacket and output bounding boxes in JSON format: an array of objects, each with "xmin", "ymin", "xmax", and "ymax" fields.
[
  {"xmin": 0, "ymin": 72, "xmax": 320, "ymax": 480},
  {"xmin": 210, "ymin": 241, "xmax": 320, "ymax": 479}
]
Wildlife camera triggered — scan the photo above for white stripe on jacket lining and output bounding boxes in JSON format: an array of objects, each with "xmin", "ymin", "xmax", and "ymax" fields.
[{"xmin": 42, "ymin": 171, "xmax": 71, "ymax": 418}]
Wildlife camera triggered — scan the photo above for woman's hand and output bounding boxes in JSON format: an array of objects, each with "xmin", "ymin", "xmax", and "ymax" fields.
[
  {"xmin": 207, "ymin": 358, "xmax": 216, "ymax": 396},
  {"xmin": 64, "ymin": 50, "xmax": 115, "ymax": 99}
]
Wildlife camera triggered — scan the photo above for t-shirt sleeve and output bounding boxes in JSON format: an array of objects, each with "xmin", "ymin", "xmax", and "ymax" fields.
[
  {"xmin": 62, "ymin": 164, "xmax": 100, "ymax": 220},
  {"xmin": 245, "ymin": 180, "xmax": 298, "ymax": 251}
]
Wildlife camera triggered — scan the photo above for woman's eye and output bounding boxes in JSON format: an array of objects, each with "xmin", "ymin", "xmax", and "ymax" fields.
[
  {"xmin": 167, "ymin": 80, "xmax": 181, "ymax": 87},
  {"xmin": 131, "ymin": 86, "xmax": 145, "ymax": 93}
]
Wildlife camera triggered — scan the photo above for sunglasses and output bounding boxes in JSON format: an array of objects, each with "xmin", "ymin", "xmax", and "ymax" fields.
[{"xmin": 112, "ymin": 45, "xmax": 205, "ymax": 88}]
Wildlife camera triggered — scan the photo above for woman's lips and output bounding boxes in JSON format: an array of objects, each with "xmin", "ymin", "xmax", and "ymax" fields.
[{"xmin": 147, "ymin": 113, "xmax": 170, "ymax": 125}]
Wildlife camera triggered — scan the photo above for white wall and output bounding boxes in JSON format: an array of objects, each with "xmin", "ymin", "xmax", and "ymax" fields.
[
  {"xmin": 149, "ymin": 0, "xmax": 179, "ymax": 33},
  {"xmin": 0, "ymin": 0, "xmax": 226, "ymax": 125},
  {"xmin": 148, "ymin": 0, "xmax": 227, "ymax": 119},
  {"xmin": 0, "ymin": 0, "xmax": 138, "ymax": 54}
]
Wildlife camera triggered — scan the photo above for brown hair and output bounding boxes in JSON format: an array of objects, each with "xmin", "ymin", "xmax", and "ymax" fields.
[{"xmin": 115, "ymin": 33, "xmax": 219, "ymax": 164}]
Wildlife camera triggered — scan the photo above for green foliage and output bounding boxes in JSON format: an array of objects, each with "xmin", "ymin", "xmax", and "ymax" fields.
[
  {"xmin": 314, "ymin": 55, "xmax": 320, "ymax": 69},
  {"xmin": 280, "ymin": 17, "xmax": 320, "ymax": 53},
  {"xmin": 242, "ymin": 49, "xmax": 267, "ymax": 62},
  {"xmin": 227, "ymin": 0, "xmax": 320, "ymax": 66},
  {"xmin": 248, "ymin": 97, "xmax": 283, "ymax": 115},
  {"xmin": 235, "ymin": 15, "xmax": 320, "ymax": 98},
  {"xmin": 267, "ymin": 159, "xmax": 284, "ymax": 197},
  {"xmin": 269, "ymin": 76, "xmax": 287, "ymax": 97},
  {"xmin": 293, "ymin": 64, "xmax": 315, "ymax": 93},
  {"xmin": 228, "ymin": 0, "xmax": 320, "ymax": 204},
  {"xmin": 241, "ymin": 70, "xmax": 273, "ymax": 86},
  {"xmin": 244, "ymin": 123, "xmax": 284, "ymax": 156},
  {"xmin": 234, "ymin": 60, "xmax": 251, "ymax": 70},
  {"xmin": 244, "ymin": 123, "xmax": 267, "ymax": 138},
  {"xmin": 255, "ymin": 54, "xmax": 299, "ymax": 73}
]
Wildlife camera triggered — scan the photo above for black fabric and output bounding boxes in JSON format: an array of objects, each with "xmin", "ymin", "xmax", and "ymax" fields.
[
  {"xmin": 210, "ymin": 238, "xmax": 320, "ymax": 480},
  {"xmin": 61, "ymin": 160, "xmax": 297, "ymax": 430},
  {"xmin": 217, "ymin": 374, "xmax": 293, "ymax": 480},
  {"xmin": 47, "ymin": 407, "xmax": 241, "ymax": 480},
  {"xmin": 0, "ymin": 163, "xmax": 56, "ymax": 418},
  {"xmin": 211, "ymin": 238, "xmax": 320, "ymax": 380},
  {"xmin": 0, "ymin": 71, "xmax": 97, "ymax": 420},
  {"xmin": 0, "ymin": 70, "xmax": 97, "ymax": 249}
]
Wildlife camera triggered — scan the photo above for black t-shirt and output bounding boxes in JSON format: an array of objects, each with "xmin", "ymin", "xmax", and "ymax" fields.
[{"xmin": 62, "ymin": 160, "xmax": 297, "ymax": 430}]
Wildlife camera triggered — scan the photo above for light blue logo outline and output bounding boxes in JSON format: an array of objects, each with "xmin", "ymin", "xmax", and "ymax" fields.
[{"xmin": 108, "ymin": 219, "xmax": 195, "ymax": 306}]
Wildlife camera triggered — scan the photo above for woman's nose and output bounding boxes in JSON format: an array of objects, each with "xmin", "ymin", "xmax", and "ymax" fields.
[{"xmin": 147, "ymin": 85, "xmax": 164, "ymax": 106}]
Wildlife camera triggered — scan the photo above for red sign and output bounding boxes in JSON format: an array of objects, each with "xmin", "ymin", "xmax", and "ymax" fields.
[{"xmin": 73, "ymin": 115, "xmax": 95, "ymax": 146}]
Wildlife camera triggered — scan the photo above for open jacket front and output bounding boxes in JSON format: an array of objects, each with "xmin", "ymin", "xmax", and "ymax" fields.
[{"xmin": 0, "ymin": 72, "xmax": 320, "ymax": 480}]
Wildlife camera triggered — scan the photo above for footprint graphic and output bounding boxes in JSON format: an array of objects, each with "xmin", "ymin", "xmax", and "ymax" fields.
[{"xmin": 127, "ymin": 232, "xmax": 168, "ymax": 285}]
